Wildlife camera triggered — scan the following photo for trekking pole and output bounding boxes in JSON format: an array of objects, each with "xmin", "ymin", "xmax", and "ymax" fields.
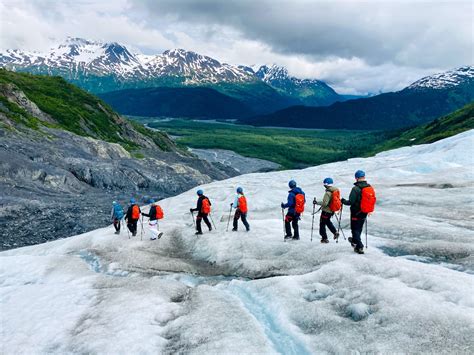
[
  {"xmin": 336, "ymin": 205, "xmax": 347, "ymax": 241},
  {"xmin": 140, "ymin": 216, "xmax": 144, "ymax": 241},
  {"xmin": 190, "ymin": 211, "xmax": 195, "ymax": 227},
  {"xmin": 209, "ymin": 213, "xmax": 217, "ymax": 230},
  {"xmin": 124, "ymin": 219, "xmax": 130, "ymax": 239},
  {"xmin": 365, "ymin": 217, "xmax": 368, "ymax": 249},
  {"xmin": 281, "ymin": 208, "xmax": 286, "ymax": 240},
  {"xmin": 226, "ymin": 205, "xmax": 233, "ymax": 232},
  {"xmin": 310, "ymin": 200, "xmax": 316, "ymax": 242}
]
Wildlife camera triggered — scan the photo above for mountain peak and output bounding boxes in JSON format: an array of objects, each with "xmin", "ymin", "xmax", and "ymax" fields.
[{"xmin": 407, "ymin": 66, "xmax": 474, "ymax": 90}]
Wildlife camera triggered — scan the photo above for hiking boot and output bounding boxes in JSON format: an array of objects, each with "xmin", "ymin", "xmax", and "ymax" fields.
[
  {"xmin": 333, "ymin": 232, "xmax": 339, "ymax": 240},
  {"xmin": 321, "ymin": 239, "xmax": 329, "ymax": 244},
  {"xmin": 195, "ymin": 231, "xmax": 203, "ymax": 236},
  {"xmin": 157, "ymin": 232, "xmax": 163, "ymax": 239},
  {"xmin": 114, "ymin": 230, "xmax": 120, "ymax": 235},
  {"xmin": 292, "ymin": 237, "xmax": 300, "ymax": 241},
  {"xmin": 284, "ymin": 235, "xmax": 293, "ymax": 240},
  {"xmin": 150, "ymin": 237, "xmax": 157, "ymax": 241},
  {"xmin": 209, "ymin": 227, "xmax": 213, "ymax": 232},
  {"xmin": 348, "ymin": 237, "xmax": 356, "ymax": 247},
  {"xmin": 132, "ymin": 232, "xmax": 137, "ymax": 237},
  {"xmin": 232, "ymin": 228, "xmax": 238, "ymax": 232},
  {"xmin": 246, "ymin": 228, "xmax": 250, "ymax": 232},
  {"xmin": 354, "ymin": 247, "xmax": 365, "ymax": 254}
]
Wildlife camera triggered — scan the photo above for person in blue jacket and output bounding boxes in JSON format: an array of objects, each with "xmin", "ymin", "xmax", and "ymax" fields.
[
  {"xmin": 281, "ymin": 180, "xmax": 305, "ymax": 240},
  {"xmin": 111, "ymin": 201, "xmax": 124, "ymax": 235}
]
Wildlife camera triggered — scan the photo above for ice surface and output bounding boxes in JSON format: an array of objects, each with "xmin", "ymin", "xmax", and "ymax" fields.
[{"xmin": 1, "ymin": 130, "xmax": 474, "ymax": 353}]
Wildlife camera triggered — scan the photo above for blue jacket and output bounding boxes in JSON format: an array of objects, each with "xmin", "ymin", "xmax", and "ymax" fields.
[{"xmin": 283, "ymin": 187, "xmax": 305, "ymax": 214}]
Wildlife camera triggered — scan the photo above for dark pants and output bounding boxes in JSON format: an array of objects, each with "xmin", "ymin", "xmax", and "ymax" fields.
[
  {"xmin": 113, "ymin": 218, "xmax": 121, "ymax": 232},
  {"xmin": 196, "ymin": 213, "xmax": 212, "ymax": 233},
  {"xmin": 351, "ymin": 213, "xmax": 367, "ymax": 249},
  {"xmin": 319, "ymin": 211, "xmax": 337, "ymax": 240},
  {"xmin": 233, "ymin": 210, "xmax": 250, "ymax": 231},
  {"xmin": 285, "ymin": 213, "xmax": 300, "ymax": 238},
  {"xmin": 127, "ymin": 219, "xmax": 138, "ymax": 236}
]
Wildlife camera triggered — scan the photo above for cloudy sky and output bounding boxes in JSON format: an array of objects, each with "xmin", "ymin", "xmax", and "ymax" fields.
[{"xmin": 1, "ymin": 0, "xmax": 472, "ymax": 94}]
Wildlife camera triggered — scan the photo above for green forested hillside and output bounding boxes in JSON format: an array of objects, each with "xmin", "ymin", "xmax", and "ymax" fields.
[
  {"xmin": 0, "ymin": 69, "xmax": 175, "ymax": 152},
  {"xmin": 373, "ymin": 102, "xmax": 474, "ymax": 152}
]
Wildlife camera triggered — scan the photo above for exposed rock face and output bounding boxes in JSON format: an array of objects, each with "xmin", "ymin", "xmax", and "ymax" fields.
[
  {"xmin": 0, "ymin": 79, "xmax": 238, "ymax": 250},
  {"xmin": 0, "ymin": 126, "xmax": 237, "ymax": 249}
]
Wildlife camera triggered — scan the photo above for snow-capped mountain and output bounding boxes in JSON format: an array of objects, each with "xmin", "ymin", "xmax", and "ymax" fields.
[
  {"xmin": 256, "ymin": 64, "xmax": 341, "ymax": 106},
  {"xmin": 0, "ymin": 38, "xmax": 256, "ymax": 87},
  {"xmin": 2, "ymin": 130, "xmax": 473, "ymax": 353},
  {"xmin": 407, "ymin": 66, "xmax": 474, "ymax": 90}
]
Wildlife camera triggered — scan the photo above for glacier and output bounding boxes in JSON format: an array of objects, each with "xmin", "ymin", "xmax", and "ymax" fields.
[{"xmin": 1, "ymin": 130, "xmax": 473, "ymax": 354}]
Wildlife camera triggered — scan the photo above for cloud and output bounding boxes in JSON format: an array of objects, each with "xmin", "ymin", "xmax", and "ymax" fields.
[{"xmin": 0, "ymin": 0, "xmax": 472, "ymax": 94}]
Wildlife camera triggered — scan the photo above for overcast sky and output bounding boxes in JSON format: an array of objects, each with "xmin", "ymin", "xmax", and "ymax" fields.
[{"xmin": 1, "ymin": 0, "xmax": 472, "ymax": 94}]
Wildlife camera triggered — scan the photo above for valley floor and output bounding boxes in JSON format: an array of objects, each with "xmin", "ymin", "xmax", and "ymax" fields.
[{"xmin": 1, "ymin": 131, "xmax": 473, "ymax": 354}]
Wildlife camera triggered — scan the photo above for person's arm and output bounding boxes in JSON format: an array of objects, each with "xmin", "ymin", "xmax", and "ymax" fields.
[
  {"xmin": 111, "ymin": 207, "xmax": 115, "ymax": 220},
  {"xmin": 191, "ymin": 198, "xmax": 202, "ymax": 212},
  {"xmin": 342, "ymin": 187, "xmax": 358, "ymax": 205},
  {"xmin": 232, "ymin": 196, "xmax": 239, "ymax": 209},
  {"xmin": 321, "ymin": 191, "xmax": 331, "ymax": 209},
  {"xmin": 282, "ymin": 193, "xmax": 294, "ymax": 209},
  {"xmin": 125, "ymin": 206, "xmax": 131, "ymax": 221}
]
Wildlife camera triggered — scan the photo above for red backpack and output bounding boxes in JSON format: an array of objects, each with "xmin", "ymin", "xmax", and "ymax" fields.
[
  {"xmin": 201, "ymin": 198, "xmax": 211, "ymax": 214},
  {"xmin": 295, "ymin": 194, "xmax": 305, "ymax": 214},
  {"xmin": 155, "ymin": 205, "xmax": 164, "ymax": 220},
  {"xmin": 329, "ymin": 189, "xmax": 342, "ymax": 212},
  {"xmin": 360, "ymin": 186, "xmax": 376, "ymax": 213},
  {"xmin": 238, "ymin": 195, "xmax": 248, "ymax": 213},
  {"xmin": 131, "ymin": 205, "xmax": 140, "ymax": 220}
]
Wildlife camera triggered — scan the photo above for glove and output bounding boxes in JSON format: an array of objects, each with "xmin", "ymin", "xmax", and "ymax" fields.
[
  {"xmin": 313, "ymin": 198, "xmax": 318, "ymax": 205},
  {"xmin": 341, "ymin": 198, "xmax": 347, "ymax": 204},
  {"xmin": 189, "ymin": 208, "xmax": 194, "ymax": 213},
  {"xmin": 281, "ymin": 203, "xmax": 285, "ymax": 209},
  {"xmin": 230, "ymin": 203, "xmax": 233, "ymax": 207}
]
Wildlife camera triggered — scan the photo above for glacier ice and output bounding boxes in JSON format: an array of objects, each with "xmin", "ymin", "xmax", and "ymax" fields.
[{"xmin": 1, "ymin": 130, "xmax": 473, "ymax": 353}]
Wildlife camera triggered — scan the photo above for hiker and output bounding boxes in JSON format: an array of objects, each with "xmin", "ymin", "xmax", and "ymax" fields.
[
  {"xmin": 231, "ymin": 187, "xmax": 250, "ymax": 232},
  {"xmin": 125, "ymin": 198, "xmax": 141, "ymax": 237},
  {"xmin": 142, "ymin": 199, "xmax": 164, "ymax": 240},
  {"xmin": 111, "ymin": 201, "xmax": 124, "ymax": 235},
  {"xmin": 341, "ymin": 170, "xmax": 376, "ymax": 254},
  {"xmin": 315, "ymin": 178, "xmax": 341, "ymax": 243},
  {"xmin": 190, "ymin": 190, "xmax": 212, "ymax": 235},
  {"xmin": 281, "ymin": 180, "xmax": 306, "ymax": 240}
]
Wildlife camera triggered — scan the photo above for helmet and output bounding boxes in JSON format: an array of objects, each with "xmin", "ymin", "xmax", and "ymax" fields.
[
  {"xmin": 149, "ymin": 199, "xmax": 155, "ymax": 204},
  {"xmin": 112, "ymin": 201, "xmax": 117, "ymax": 205},
  {"xmin": 323, "ymin": 177, "xmax": 333, "ymax": 185},
  {"xmin": 288, "ymin": 180, "xmax": 297, "ymax": 188},
  {"xmin": 355, "ymin": 170, "xmax": 366, "ymax": 179},
  {"xmin": 197, "ymin": 189, "xmax": 203, "ymax": 196},
  {"xmin": 236, "ymin": 187, "xmax": 243, "ymax": 194},
  {"xmin": 130, "ymin": 198, "xmax": 136, "ymax": 204}
]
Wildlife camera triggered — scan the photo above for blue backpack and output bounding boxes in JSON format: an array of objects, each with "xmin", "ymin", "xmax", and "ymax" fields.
[{"xmin": 114, "ymin": 204, "xmax": 124, "ymax": 219}]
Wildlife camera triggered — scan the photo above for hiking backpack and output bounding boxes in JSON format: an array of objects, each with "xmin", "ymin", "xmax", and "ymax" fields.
[
  {"xmin": 295, "ymin": 194, "xmax": 305, "ymax": 214},
  {"xmin": 360, "ymin": 185, "xmax": 376, "ymax": 213},
  {"xmin": 155, "ymin": 205, "xmax": 164, "ymax": 220},
  {"xmin": 329, "ymin": 189, "xmax": 342, "ymax": 212},
  {"xmin": 114, "ymin": 204, "xmax": 124, "ymax": 219},
  {"xmin": 238, "ymin": 195, "xmax": 248, "ymax": 213},
  {"xmin": 131, "ymin": 205, "xmax": 140, "ymax": 220},
  {"xmin": 201, "ymin": 198, "xmax": 211, "ymax": 214}
]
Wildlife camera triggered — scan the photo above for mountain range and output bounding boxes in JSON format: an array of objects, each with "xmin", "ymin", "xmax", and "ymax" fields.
[
  {"xmin": 1, "ymin": 38, "xmax": 473, "ymax": 129},
  {"xmin": 0, "ymin": 38, "xmax": 342, "ymax": 114},
  {"xmin": 242, "ymin": 66, "xmax": 474, "ymax": 130}
]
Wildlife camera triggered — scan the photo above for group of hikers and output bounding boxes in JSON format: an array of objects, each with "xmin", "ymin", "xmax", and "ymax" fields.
[{"xmin": 110, "ymin": 170, "xmax": 376, "ymax": 254}]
